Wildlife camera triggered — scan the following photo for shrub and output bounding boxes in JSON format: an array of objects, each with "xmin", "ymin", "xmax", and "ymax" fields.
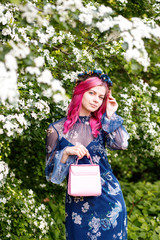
[{"xmin": 121, "ymin": 181, "xmax": 160, "ymax": 240}]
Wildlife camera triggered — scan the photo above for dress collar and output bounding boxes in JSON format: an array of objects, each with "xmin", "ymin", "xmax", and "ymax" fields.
[{"xmin": 78, "ymin": 116, "xmax": 90, "ymax": 123}]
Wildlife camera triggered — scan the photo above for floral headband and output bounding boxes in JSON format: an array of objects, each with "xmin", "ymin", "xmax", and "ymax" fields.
[{"xmin": 75, "ymin": 70, "xmax": 113, "ymax": 87}]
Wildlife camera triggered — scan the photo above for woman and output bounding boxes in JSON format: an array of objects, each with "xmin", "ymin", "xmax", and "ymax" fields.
[{"xmin": 45, "ymin": 70, "xmax": 129, "ymax": 240}]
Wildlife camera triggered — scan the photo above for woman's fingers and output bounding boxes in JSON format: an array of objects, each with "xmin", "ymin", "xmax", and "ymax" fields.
[
  {"xmin": 66, "ymin": 145, "xmax": 90, "ymax": 160},
  {"xmin": 76, "ymin": 145, "xmax": 90, "ymax": 160}
]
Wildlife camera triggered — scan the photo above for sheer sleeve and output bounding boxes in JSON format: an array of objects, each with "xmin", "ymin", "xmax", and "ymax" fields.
[
  {"xmin": 45, "ymin": 124, "xmax": 75, "ymax": 184},
  {"xmin": 101, "ymin": 112, "xmax": 129, "ymax": 150}
]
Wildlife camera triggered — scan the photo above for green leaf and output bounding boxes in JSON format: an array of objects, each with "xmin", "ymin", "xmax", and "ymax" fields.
[
  {"xmin": 141, "ymin": 222, "xmax": 150, "ymax": 231},
  {"xmin": 150, "ymin": 234, "xmax": 159, "ymax": 240}
]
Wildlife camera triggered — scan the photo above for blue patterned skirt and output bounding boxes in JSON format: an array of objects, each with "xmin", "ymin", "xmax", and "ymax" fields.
[{"xmin": 65, "ymin": 170, "xmax": 127, "ymax": 240}]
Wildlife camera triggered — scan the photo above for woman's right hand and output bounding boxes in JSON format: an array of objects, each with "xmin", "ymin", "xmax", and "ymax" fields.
[{"xmin": 61, "ymin": 145, "xmax": 90, "ymax": 163}]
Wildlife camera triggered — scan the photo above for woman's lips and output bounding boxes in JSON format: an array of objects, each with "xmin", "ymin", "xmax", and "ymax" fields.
[{"xmin": 90, "ymin": 104, "xmax": 97, "ymax": 108}]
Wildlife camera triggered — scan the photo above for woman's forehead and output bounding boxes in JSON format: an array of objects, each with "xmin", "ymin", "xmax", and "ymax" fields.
[{"xmin": 88, "ymin": 85, "xmax": 106, "ymax": 95}]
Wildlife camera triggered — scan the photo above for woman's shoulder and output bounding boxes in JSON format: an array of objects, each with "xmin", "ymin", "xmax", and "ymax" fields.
[{"xmin": 48, "ymin": 117, "xmax": 66, "ymax": 134}]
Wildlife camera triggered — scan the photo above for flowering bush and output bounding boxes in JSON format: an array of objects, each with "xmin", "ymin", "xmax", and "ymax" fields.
[
  {"xmin": 109, "ymin": 79, "xmax": 160, "ymax": 181},
  {"xmin": 0, "ymin": 0, "xmax": 160, "ymax": 238},
  {"xmin": 0, "ymin": 161, "xmax": 56, "ymax": 239}
]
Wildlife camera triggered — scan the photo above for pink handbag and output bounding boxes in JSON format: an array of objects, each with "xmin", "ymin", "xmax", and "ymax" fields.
[{"xmin": 68, "ymin": 157, "xmax": 102, "ymax": 197}]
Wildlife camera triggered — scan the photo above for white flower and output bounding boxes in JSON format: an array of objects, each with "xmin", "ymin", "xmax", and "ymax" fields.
[
  {"xmin": 53, "ymin": 93, "xmax": 65, "ymax": 103},
  {"xmin": 120, "ymin": 94, "xmax": 129, "ymax": 99},
  {"xmin": 21, "ymin": 2, "xmax": 38, "ymax": 23},
  {"xmin": 42, "ymin": 88, "xmax": 52, "ymax": 98},
  {"xmin": 40, "ymin": 184, "xmax": 46, "ymax": 188},
  {"xmin": 0, "ymin": 161, "xmax": 9, "ymax": 185},
  {"xmin": 96, "ymin": 17, "xmax": 114, "ymax": 32},
  {"xmin": 0, "ymin": 115, "xmax": 5, "ymax": 122},
  {"xmin": 0, "ymin": 173, "xmax": 3, "ymax": 181},
  {"xmin": 10, "ymin": 41, "xmax": 30, "ymax": 59},
  {"xmin": 79, "ymin": 13, "xmax": 93, "ymax": 25},
  {"xmin": 29, "ymin": 189, "xmax": 34, "ymax": 195},
  {"xmin": 46, "ymin": 26, "xmax": 55, "ymax": 37},
  {"xmin": 63, "ymin": 71, "xmax": 80, "ymax": 82},
  {"xmin": 15, "ymin": 113, "xmax": 27, "ymax": 126},
  {"xmin": 44, "ymin": 3, "xmax": 55, "ymax": 14},
  {"xmin": 73, "ymin": 47, "xmax": 82, "ymax": 62},
  {"xmin": 151, "ymin": 103, "xmax": 159, "ymax": 112},
  {"xmin": 5, "ymin": 53, "xmax": 18, "ymax": 70},
  {"xmin": 51, "ymin": 79, "xmax": 65, "ymax": 94},
  {"xmin": 37, "ymin": 69, "xmax": 53, "ymax": 84},
  {"xmin": 36, "ymin": 30, "xmax": 50, "ymax": 44},
  {"xmin": 35, "ymin": 99, "xmax": 50, "ymax": 113},
  {"xmin": 34, "ymin": 56, "xmax": 45, "ymax": 68},
  {"xmin": 150, "ymin": 86, "xmax": 157, "ymax": 91},
  {"xmin": 114, "ymin": 15, "xmax": 132, "ymax": 31},
  {"xmin": 0, "ymin": 61, "xmax": 19, "ymax": 103},
  {"xmin": 25, "ymin": 66, "xmax": 40, "ymax": 75},
  {"xmin": 31, "ymin": 112, "xmax": 38, "ymax": 119},
  {"xmin": 2, "ymin": 27, "xmax": 12, "ymax": 36},
  {"xmin": 0, "ymin": 129, "xmax": 4, "ymax": 134},
  {"xmin": 118, "ymin": 0, "xmax": 128, "ymax": 4},
  {"xmin": 98, "ymin": 5, "xmax": 113, "ymax": 17},
  {"xmin": 39, "ymin": 220, "xmax": 47, "ymax": 229}
]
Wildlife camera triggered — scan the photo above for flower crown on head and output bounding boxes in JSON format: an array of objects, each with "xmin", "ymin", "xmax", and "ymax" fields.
[{"xmin": 75, "ymin": 70, "xmax": 113, "ymax": 87}]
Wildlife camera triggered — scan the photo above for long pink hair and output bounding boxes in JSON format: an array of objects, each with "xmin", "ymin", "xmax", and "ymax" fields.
[{"xmin": 63, "ymin": 77, "xmax": 109, "ymax": 138}]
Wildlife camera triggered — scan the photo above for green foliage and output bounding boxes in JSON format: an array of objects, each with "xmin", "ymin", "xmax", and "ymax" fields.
[
  {"xmin": 121, "ymin": 181, "xmax": 160, "ymax": 240},
  {"xmin": 108, "ymin": 80, "xmax": 160, "ymax": 182},
  {"xmin": 0, "ymin": 0, "xmax": 160, "ymax": 239},
  {"xmin": 0, "ymin": 170, "xmax": 55, "ymax": 239}
]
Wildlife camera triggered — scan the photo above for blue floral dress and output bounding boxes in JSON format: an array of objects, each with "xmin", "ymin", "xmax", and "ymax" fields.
[{"xmin": 45, "ymin": 113, "xmax": 129, "ymax": 240}]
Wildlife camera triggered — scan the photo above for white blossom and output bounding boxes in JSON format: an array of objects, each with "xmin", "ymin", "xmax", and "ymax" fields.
[
  {"xmin": 0, "ymin": 61, "xmax": 19, "ymax": 103},
  {"xmin": 5, "ymin": 53, "xmax": 18, "ymax": 70},
  {"xmin": 96, "ymin": 17, "xmax": 113, "ymax": 32},
  {"xmin": 2, "ymin": 27, "xmax": 12, "ymax": 36},
  {"xmin": 10, "ymin": 41, "xmax": 30, "ymax": 59},
  {"xmin": 98, "ymin": 5, "xmax": 113, "ymax": 17},
  {"xmin": 79, "ymin": 13, "xmax": 93, "ymax": 25},
  {"xmin": 37, "ymin": 69, "xmax": 53, "ymax": 84},
  {"xmin": 53, "ymin": 93, "xmax": 65, "ymax": 103},
  {"xmin": 20, "ymin": 2, "xmax": 38, "ymax": 24}
]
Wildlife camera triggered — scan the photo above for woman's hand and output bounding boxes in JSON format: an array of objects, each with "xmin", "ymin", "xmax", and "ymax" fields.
[
  {"xmin": 106, "ymin": 90, "xmax": 118, "ymax": 119},
  {"xmin": 61, "ymin": 145, "xmax": 90, "ymax": 163}
]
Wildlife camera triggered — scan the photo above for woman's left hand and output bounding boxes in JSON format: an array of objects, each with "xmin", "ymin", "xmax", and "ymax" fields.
[{"xmin": 106, "ymin": 90, "xmax": 118, "ymax": 119}]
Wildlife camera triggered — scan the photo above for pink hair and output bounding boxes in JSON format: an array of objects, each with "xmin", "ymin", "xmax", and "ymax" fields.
[{"xmin": 63, "ymin": 77, "xmax": 109, "ymax": 137}]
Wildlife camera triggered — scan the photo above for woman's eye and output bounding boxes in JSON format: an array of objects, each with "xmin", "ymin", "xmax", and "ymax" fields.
[
  {"xmin": 99, "ymin": 96, "xmax": 104, "ymax": 100},
  {"xmin": 89, "ymin": 92, "xmax": 94, "ymax": 95}
]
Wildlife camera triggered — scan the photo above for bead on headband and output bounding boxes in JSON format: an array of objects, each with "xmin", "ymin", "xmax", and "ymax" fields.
[{"xmin": 76, "ymin": 70, "xmax": 113, "ymax": 87}]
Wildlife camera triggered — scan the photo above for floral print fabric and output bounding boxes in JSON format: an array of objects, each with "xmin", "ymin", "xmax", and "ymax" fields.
[{"xmin": 45, "ymin": 112, "xmax": 129, "ymax": 239}]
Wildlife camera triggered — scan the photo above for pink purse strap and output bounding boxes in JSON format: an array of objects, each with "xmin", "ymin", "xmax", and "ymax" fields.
[{"xmin": 75, "ymin": 156, "xmax": 93, "ymax": 165}]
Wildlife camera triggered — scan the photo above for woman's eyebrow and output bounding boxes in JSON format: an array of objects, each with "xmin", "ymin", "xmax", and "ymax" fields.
[{"xmin": 90, "ymin": 90, "xmax": 105, "ymax": 97}]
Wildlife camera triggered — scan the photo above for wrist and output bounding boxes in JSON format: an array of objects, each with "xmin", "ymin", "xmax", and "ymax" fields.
[
  {"xmin": 107, "ymin": 113, "xmax": 113, "ymax": 119},
  {"xmin": 61, "ymin": 147, "xmax": 69, "ymax": 163},
  {"xmin": 106, "ymin": 111, "xmax": 116, "ymax": 119}
]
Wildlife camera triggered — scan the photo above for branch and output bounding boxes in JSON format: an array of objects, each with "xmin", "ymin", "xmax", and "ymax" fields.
[
  {"xmin": 87, "ymin": 36, "xmax": 121, "ymax": 53},
  {"xmin": 52, "ymin": 46, "xmax": 70, "ymax": 55},
  {"xmin": 129, "ymin": 197, "xmax": 143, "ymax": 217}
]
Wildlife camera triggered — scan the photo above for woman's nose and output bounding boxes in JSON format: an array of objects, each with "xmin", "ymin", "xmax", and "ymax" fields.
[{"xmin": 93, "ymin": 96, "xmax": 99, "ymax": 102}]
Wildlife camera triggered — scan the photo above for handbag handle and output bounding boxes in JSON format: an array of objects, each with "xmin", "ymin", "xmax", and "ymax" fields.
[{"xmin": 75, "ymin": 156, "xmax": 93, "ymax": 165}]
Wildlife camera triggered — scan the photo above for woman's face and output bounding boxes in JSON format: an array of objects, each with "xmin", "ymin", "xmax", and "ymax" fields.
[{"xmin": 79, "ymin": 85, "xmax": 106, "ymax": 116}]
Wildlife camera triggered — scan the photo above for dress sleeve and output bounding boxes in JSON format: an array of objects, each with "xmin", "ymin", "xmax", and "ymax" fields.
[
  {"xmin": 101, "ymin": 112, "xmax": 129, "ymax": 150},
  {"xmin": 45, "ymin": 124, "xmax": 75, "ymax": 184}
]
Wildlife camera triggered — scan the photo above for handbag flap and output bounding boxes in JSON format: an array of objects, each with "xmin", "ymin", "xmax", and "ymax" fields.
[{"xmin": 70, "ymin": 164, "xmax": 100, "ymax": 176}]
